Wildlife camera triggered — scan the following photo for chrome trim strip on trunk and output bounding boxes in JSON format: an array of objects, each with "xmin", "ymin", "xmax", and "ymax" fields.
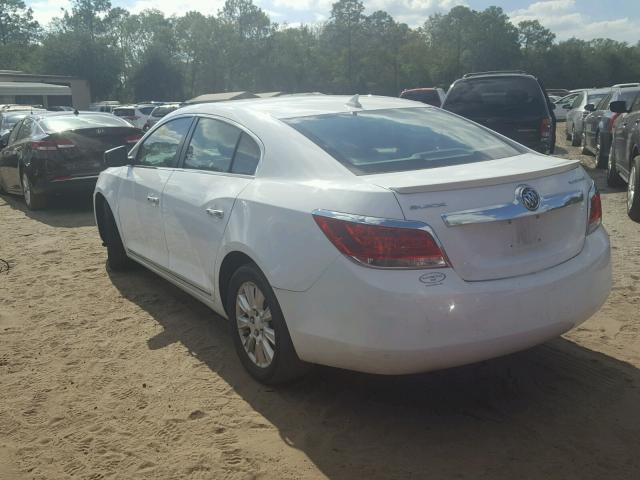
[
  {"xmin": 441, "ymin": 190, "xmax": 584, "ymax": 227},
  {"xmin": 127, "ymin": 249, "xmax": 212, "ymax": 296}
]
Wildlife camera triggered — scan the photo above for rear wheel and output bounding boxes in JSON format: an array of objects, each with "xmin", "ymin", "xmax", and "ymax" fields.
[
  {"xmin": 227, "ymin": 264, "xmax": 307, "ymax": 384},
  {"xmin": 21, "ymin": 171, "xmax": 46, "ymax": 210},
  {"xmin": 102, "ymin": 202, "xmax": 134, "ymax": 271},
  {"xmin": 581, "ymin": 132, "xmax": 590, "ymax": 155},
  {"xmin": 565, "ymin": 124, "xmax": 571, "ymax": 141},
  {"xmin": 627, "ymin": 157, "xmax": 640, "ymax": 222},
  {"xmin": 595, "ymin": 132, "xmax": 607, "ymax": 169},
  {"xmin": 606, "ymin": 145, "xmax": 625, "ymax": 188}
]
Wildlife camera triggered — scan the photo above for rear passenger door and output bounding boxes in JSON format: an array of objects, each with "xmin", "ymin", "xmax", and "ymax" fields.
[{"xmin": 162, "ymin": 116, "xmax": 260, "ymax": 297}]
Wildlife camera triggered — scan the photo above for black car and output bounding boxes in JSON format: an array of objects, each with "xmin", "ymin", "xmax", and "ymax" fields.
[
  {"xmin": 582, "ymin": 86, "xmax": 640, "ymax": 168},
  {"xmin": 607, "ymin": 95, "xmax": 640, "ymax": 221},
  {"xmin": 442, "ymin": 71, "xmax": 556, "ymax": 154},
  {"xmin": 0, "ymin": 112, "xmax": 142, "ymax": 209}
]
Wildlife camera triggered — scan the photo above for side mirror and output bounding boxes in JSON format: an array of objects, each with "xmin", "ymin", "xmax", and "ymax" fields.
[
  {"xmin": 584, "ymin": 103, "xmax": 596, "ymax": 112},
  {"xmin": 104, "ymin": 145, "xmax": 131, "ymax": 167},
  {"xmin": 609, "ymin": 100, "xmax": 628, "ymax": 114}
]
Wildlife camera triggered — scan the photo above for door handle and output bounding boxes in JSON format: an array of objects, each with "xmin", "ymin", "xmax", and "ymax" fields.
[
  {"xmin": 146, "ymin": 194, "xmax": 159, "ymax": 205},
  {"xmin": 205, "ymin": 208, "xmax": 224, "ymax": 219}
]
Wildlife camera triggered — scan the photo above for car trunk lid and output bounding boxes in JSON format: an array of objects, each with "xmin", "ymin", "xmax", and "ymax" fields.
[{"xmin": 363, "ymin": 154, "xmax": 590, "ymax": 281}]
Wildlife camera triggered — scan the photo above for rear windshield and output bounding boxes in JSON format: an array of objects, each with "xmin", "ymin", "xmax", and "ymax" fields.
[
  {"xmin": 152, "ymin": 106, "xmax": 178, "ymax": 117},
  {"xmin": 444, "ymin": 77, "xmax": 547, "ymax": 118},
  {"xmin": 401, "ymin": 90, "xmax": 441, "ymax": 106},
  {"xmin": 114, "ymin": 108, "xmax": 135, "ymax": 117},
  {"xmin": 284, "ymin": 107, "xmax": 525, "ymax": 175},
  {"xmin": 139, "ymin": 106, "xmax": 155, "ymax": 115},
  {"xmin": 40, "ymin": 115, "xmax": 130, "ymax": 132}
]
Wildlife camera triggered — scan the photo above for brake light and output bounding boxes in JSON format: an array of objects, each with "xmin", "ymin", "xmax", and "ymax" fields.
[
  {"xmin": 607, "ymin": 113, "xmax": 620, "ymax": 132},
  {"xmin": 55, "ymin": 138, "xmax": 76, "ymax": 149},
  {"xmin": 313, "ymin": 212, "xmax": 448, "ymax": 268},
  {"xmin": 31, "ymin": 140, "xmax": 57, "ymax": 151},
  {"xmin": 125, "ymin": 134, "xmax": 141, "ymax": 144},
  {"xmin": 540, "ymin": 118, "xmax": 551, "ymax": 138},
  {"xmin": 587, "ymin": 187, "xmax": 602, "ymax": 234}
]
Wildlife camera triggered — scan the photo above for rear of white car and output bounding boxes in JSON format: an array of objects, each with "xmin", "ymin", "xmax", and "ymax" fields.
[{"xmin": 95, "ymin": 96, "xmax": 611, "ymax": 382}]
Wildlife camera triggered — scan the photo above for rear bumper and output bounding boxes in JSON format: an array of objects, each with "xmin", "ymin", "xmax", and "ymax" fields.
[{"xmin": 276, "ymin": 227, "xmax": 611, "ymax": 374}]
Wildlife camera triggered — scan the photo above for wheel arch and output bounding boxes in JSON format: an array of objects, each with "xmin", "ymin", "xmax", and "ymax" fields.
[{"xmin": 218, "ymin": 250, "xmax": 260, "ymax": 316}]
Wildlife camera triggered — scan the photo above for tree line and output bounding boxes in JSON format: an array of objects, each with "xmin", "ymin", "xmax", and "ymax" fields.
[{"xmin": 2, "ymin": 0, "xmax": 639, "ymax": 102}]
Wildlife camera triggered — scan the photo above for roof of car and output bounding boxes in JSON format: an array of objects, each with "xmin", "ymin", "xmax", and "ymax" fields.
[
  {"xmin": 30, "ymin": 111, "xmax": 123, "ymax": 121},
  {"xmin": 176, "ymin": 95, "xmax": 424, "ymax": 121},
  {"xmin": 460, "ymin": 71, "xmax": 535, "ymax": 80}
]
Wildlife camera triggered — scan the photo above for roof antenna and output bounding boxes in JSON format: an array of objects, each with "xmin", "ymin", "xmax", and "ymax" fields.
[{"xmin": 346, "ymin": 94, "xmax": 362, "ymax": 109}]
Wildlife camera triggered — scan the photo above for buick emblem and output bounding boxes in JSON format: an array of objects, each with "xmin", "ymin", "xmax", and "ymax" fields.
[{"xmin": 517, "ymin": 185, "xmax": 541, "ymax": 211}]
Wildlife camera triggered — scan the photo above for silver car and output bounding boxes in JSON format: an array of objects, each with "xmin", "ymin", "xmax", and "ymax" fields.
[{"xmin": 565, "ymin": 88, "xmax": 611, "ymax": 146}]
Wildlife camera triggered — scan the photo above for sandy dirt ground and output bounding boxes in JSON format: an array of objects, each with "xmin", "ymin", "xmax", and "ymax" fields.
[{"xmin": 1, "ymin": 125, "xmax": 639, "ymax": 480}]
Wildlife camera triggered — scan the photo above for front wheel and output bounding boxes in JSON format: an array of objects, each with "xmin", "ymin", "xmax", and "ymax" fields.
[
  {"xmin": 21, "ymin": 171, "xmax": 46, "ymax": 210},
  {"xmin": 595, "ymin": 133, "xmax": 607, "ymax": 169},
  {"xmin": 581, "ymin": 132, "xmax": 590, "ymax": 155},
  {"xmin": 627, "ymin": 157, "xmax": 640, "ymax": 222},
  {"xmin": 606, "ymin": 145, "xmax": 625, "ymax": 188},
  {"xmin": 571, "ymin": 125, "xmax": 581, "ymax": 146},
  {"xmin": 102, "ymin": 202, "xmax": 134, "ymax": 271},
  {"xmin": 227, "ymin": 264, "xmax": 308, "ymax": 384}
]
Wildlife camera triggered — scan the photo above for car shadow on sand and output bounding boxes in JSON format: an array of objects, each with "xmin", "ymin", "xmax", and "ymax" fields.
[
  {"xmin": 0, "ymin": 192, "xmax": 95, "ymax": 228},
  {"xmin": 109, "ymin": 267, "xmax": 640, "ymax": 480}
]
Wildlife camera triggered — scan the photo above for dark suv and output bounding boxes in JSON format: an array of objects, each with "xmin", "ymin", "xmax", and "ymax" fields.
[{"xmin": 442, "ymin": 71, "xmax": 556, "ymax": 154}]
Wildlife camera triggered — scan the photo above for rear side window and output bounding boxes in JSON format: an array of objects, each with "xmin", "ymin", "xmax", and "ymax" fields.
[
  {"xmin": 231, "ymin": 133, "xmax": 260, "ymax": 175},
  {"xmin": 444, "ymin": 77, "xmax": 547, "ymax": 118},
  {"xmin": 401, "ymin": 90, "xmax": 441, "ymax": 106},
  {"xmin": 40, "ymin": 115, "xmax": 130, "ymax": 132},
  {"xmin": 183, "ymin": 118, "xmax": 241, "ymax": 172},
  {"xmin": 136, "ymin": 117, "xmax": 192, "ymax": 167},
  {"xmin": 285, "ymin": 107, "xmax": 525, "ymax": 175},
  {"xmin": 114, "ymin": 108, "xmax": 135, "ymax": 117}
]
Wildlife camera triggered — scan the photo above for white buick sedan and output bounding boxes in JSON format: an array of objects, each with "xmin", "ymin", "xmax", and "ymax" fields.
[{"xmin": 94, "ymin": 95, "xmax": 611, "ymax": 384}]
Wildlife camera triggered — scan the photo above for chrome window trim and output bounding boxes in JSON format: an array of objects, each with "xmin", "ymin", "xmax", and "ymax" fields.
[
  {"xmin": 441, "ymin": 189, "xmax": 584, "ymax": 227},
  {"xmin": 311, "ymin": 209, "xmax": 451, "ymax": 270}
]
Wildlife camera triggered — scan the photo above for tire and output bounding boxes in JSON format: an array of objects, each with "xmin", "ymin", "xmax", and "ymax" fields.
[
  {"xmin": 102, "ymin": 201, "xmax": 134, "ymax": 271},
  {"xmin": 21, "ymin": 171, "xmax": 46, "ymax": 210},
  {"xmin": 571, "ymin": 125, "xmax": 581, "ymax": 146},
  {"xmin": 606, "ymin": 145, "xmax": 625, "ymax": 188},
  {"xmin": 595, "ymin": 132, "xmax": 607, "ymax": 169},
  {"xmin": 227, "ymin": 264, "xmax": 308, "ymax": 384},
  {"xmin": 627, "ymin": 156, "xmax": 640, "ymax": 222},
  {"xmin": 565, "ymin": 124, "xmax": 571, "ymax": 141}
]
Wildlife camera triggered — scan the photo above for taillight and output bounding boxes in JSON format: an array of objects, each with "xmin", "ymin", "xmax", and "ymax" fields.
[
  {"xmin": 313, "ymin": 211, "xmax": 448, "ymax": 269},
  {"xmin": 31, "ymin": 140, "xmax": 57, "ymax": 151},
  {"xmin": 55, "ymin": 138, "xmax": 76, "ymax": 149},
  {"xmin": 125, "ymin": 134, "xmax": 141, "ymax": 144},
  {"xmin": 607, "ymin": 113, "xmax": 620, "ymax": 132},
  {"xmin": 587, "ymin": 185, "xmax": 602, "ymax": 234},
  {"xmin": 540, "ymin": 118, "xmax": 551, "ymax": 138}
]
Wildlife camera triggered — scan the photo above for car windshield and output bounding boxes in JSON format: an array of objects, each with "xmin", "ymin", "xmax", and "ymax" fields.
[
  {"xmin": 40, "ymin": 115, "xmax": 130, "ymax": 132},
  {"xmin": 1, "ymin": 112, "xmax": 29, "ymax": 129},
  {"xmin": 587, "ymin": 92, "xmax": 609, "ymax": 106},
  {"xmin": 284, "ymin": 107, "xmax": 525, "ymax": 175},
  {"xmin": 152, "ymin": 106, "xmax": 177, "ymax": 117},
  {"xmin": 444, "ymin": 77, "xmax": 547, "ymax": 118},
  {"xmin": 114, "ymin": 108, "xmax": 135, "ymax": 117},
  {"xmin": 619, "ymin": 89, "xmax": 640, "ymax": 104},
  {"xmin": 401, "ymin": 90, "xmax": 441, "ymax": 106},
  {"xmin": 139, "ymin": 106, "xmax": 155, "ymax": 115}
]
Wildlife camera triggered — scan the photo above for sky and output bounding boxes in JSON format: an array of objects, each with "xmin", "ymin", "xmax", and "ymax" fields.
[{"xmin": 26, "ymin": 0, "xmax": 640, "ymax": 44}]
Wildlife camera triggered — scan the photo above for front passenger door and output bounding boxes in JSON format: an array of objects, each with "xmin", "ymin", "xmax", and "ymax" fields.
[{"xmin": 117, "ymin": 116, "xmax": 193, "ymax": 268}]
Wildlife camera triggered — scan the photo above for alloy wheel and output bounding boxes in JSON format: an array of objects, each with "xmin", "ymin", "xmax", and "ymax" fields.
[
  {"xmin": 235, "ymin": 281, "xmax": 276, "ymax": 368},
  {"xmin": 629, "ymin": 165, "xmax": 637, "ymax": 212}
]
